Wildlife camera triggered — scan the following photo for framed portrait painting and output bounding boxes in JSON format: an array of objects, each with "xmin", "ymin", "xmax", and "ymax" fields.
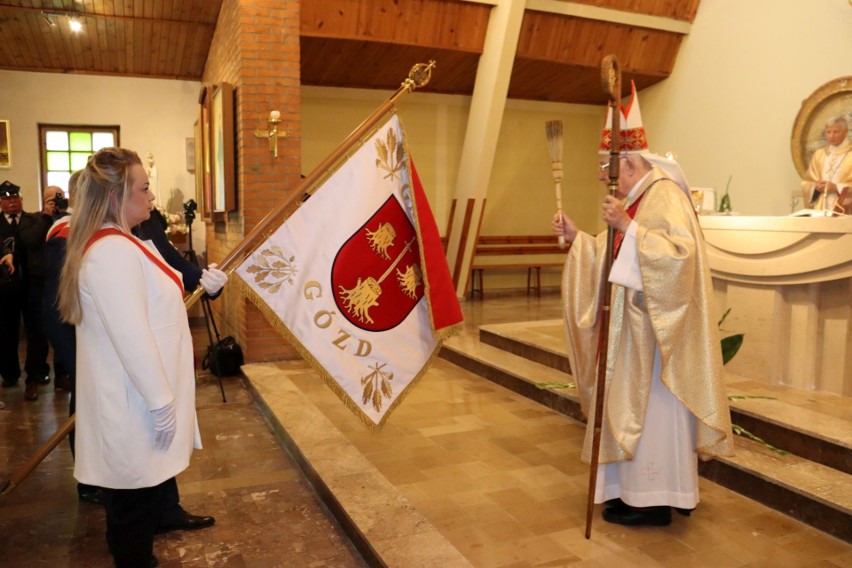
[
  {"xmin": 210, "ymin": 82, "xmax": 236, "ymax": 218},
  {"xmin": 790, "ymin": 76, "xmax": 852, "ymax": 177},
  {"xmin": 0, "ymin": 120, "xmax": 11, "ymax": 168},
  {"xmin": 193, "ymin": 119, "xmax": 203, "ymax": 207},
  {"xmin": 197, "ymin": 85, "xmax": 213, "ymax": 221}
]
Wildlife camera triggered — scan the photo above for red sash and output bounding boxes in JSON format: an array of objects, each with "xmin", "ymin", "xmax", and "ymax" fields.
[
  {"xmin": 84, "ymin": 228, "xmax": 184, "ymax": 295},
  {"xmin": 47, "ymin": 218, "xmax": 70, "ymax": 241}
]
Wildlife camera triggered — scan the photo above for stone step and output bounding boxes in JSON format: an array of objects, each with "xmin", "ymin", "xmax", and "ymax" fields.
[
  {"xmin": 439, "ymin": 333, "xmax": 852, "ymax": 543},
  {"xmin": 477, "ymin": 321, "xmax": 851, "ymax": 476}
]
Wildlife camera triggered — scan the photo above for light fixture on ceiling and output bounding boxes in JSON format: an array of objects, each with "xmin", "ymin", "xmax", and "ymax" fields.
[
  {"xmin": 41, "ymin": 12, "xmax": 58, "ymax": 27},
  {"xmin": 254, "ymin": 110, "xmax": 285, "ymax": 158},
  {"xmin": 41, "ymin": 10, "xmax": 84, "ymax": 32}
]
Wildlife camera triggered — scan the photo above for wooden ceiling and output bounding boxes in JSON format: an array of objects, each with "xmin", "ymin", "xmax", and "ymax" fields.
[{"xmin": 0, "ymin": 0, "xmax": 700, "ymax": 104}]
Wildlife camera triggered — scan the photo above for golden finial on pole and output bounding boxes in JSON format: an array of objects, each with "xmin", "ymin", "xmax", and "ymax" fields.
[{"xmin": 402, "ymin": 60, "xmax": 436, "ymax": 92}]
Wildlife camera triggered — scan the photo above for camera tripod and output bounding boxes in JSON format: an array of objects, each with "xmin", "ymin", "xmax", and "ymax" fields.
[{"xmin": 182, "ymin": 200, "xmax": 227, "ymax": 403}]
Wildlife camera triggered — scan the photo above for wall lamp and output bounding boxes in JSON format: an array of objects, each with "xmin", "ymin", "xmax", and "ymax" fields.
[{"xmin": 254, "ymin": 110, "xmax": 285, "ymax": 158}]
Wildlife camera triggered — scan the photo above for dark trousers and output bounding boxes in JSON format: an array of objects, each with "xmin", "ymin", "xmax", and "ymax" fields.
[
  {"xmin": 0, "ymin": 277, "xmax": 49, "ymax": 385},
  {"xmin": 159, "ymin": 477, "xmax": 184, "ymax": 525},
  {"xmin": 72, "ymin": 384, "xmax": 182, "ymax": 523},
  {"xmin": 0, "ymin": 279, "xmax": 23, "ymax": 384},
  {"xmin": 102, "ymin": 479, "xmax": 169, "ymax": 568},
  {"xmin": 81, "ymin": 470, "xmax": 183, "ymax": 527},
  {"xmin": 21, "ymin": 278, "xmax": 49, "ymax": 381}
]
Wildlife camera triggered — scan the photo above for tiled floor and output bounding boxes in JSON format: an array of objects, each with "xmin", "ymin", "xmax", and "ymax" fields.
[
  {"xmin": 246, "ymin": 291, "xmax": 852, "ymax": 568},
  {"xmin": 0, "ymin": 325, "xmax": 367, "ymax": 567},
  {"xmin": 1, "ymin": 291, "xmax": 850, "ymax": 567}
]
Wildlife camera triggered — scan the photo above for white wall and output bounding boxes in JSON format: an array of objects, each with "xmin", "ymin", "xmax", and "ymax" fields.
[
  {"xmin": 0, "ymin": 70, "xmax": 205, "ymax": 250},
  {"xmin": 301, "ymin": 86, "xmax": 603, "ymax": 293},
  {"xmin": 640, "ymin": 0, "xmax": 852, "ymax": 216},
  {"xmin": 301, "ymin": 86, "xmax": 603, "ymax": 235}
]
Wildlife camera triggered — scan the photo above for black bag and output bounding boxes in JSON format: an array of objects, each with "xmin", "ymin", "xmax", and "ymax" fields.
[{"xmin": 203, "ymin": 336, "xmax": 244, "ymax": 377}]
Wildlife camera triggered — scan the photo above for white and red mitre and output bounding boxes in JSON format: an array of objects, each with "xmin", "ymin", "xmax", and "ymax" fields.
[
  {"xmin": 599, "ymin": 81, "xmax": 648, "ymax": 154},
  {"xmin": 599, "ymin": 81, "xmax": 691, "ymax": 194}
]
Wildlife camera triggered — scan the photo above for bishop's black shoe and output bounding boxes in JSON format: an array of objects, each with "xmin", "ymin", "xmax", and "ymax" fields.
[
  {"xmin": 602, "ymin": 505, "xmax": 672, "ymax": 527},
  {"xmin": 604, "ymin": 498, "xmax": 629, "ymax": 512}
]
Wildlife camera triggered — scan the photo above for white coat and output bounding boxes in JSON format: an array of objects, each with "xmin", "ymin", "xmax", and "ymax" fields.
[{"xmin": 73, "ymin": 227, "xmax": 201, "ymax": 489}]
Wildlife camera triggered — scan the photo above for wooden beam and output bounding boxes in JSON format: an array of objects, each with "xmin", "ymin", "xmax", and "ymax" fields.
[{"xmin": 526, "ymin": 0, "xmax": 692, "ymax": 34}]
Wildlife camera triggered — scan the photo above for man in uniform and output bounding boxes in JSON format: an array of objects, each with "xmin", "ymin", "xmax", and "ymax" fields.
[
  {"xmin": 0, "ymin": 181, "xmax": 52, "ymax": 401},
  {"xmin": 0, "ymin": 240, "xmax": 12, "ymax": 410},
  {"xmin": 552, "ymin": 85, "xmax": 734, "ymax": 526}
]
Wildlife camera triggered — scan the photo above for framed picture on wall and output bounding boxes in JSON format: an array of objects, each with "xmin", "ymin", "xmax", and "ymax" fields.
[
  {"xmin": 210, "ymin": 82, "xmax": 236, "ymax": 218},
  {"xmin": 186, "ymin": 137, "xmax": 195, "ymax": 173},
  {"xmin": 791, "ymin": 76, "xmax": 852, "ymax": 177},
  {"xmin": 197, "ymin": 85, "xmax": 214, "ymax": 221},
  {"xmin": 193, "ymin": 119, "xmax": 203, "ymax": 208},
  {"xmin": 0, "ymin": 120, "xmax": 11, "ymax": 168}
]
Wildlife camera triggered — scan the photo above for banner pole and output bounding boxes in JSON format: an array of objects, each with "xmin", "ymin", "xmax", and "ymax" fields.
[
  {"xmin": 0, "ymin": 61, "xmax": 437, "ymax": 497},
  {"xmin": 184, "ymin": 60, "xmax": 437, "ymax": 310},
  {"xmin": 584, "ymin": 54, "xmax": 621, "ymax": 539}
]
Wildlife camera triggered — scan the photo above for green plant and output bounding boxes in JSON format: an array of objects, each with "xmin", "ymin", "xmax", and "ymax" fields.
[
  {"xmin": 731, "ymin": 424, "xmax": 788, "ymax": 455},
  {"xmin": 718, "ymin": 175, "xmax": 733, "ymax": 213},
  {"xmin": 718, "ymin": 308, "xmax": 744, "ymax": 364},
  {"xmin": 536, "ymin": 381, "xmax": 575, "ymax": 390},
  {"xmin": 719, "ymin": 308, "xmax": 788, "ymax": 456}
]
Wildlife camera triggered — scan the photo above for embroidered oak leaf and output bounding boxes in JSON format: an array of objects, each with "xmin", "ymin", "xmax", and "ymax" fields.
[
  {"xmin": 361, "ymin": 362, "xmax": 394, "ymax": 412},
  {"xmin": 375, "ymin": 127, "xmax": 406, "ymax": 181},
  {"xmin": 245, "ymin": 246, "xmax": 296, "ymax": 294}
]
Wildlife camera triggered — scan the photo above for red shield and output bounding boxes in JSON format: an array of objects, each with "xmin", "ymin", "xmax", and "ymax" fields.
[{"xmin": 331, "ymin": 195, "xmax": 423, "ymax": 332}]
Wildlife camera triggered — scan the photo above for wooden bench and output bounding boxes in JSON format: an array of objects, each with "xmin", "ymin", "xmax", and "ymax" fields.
[{"xmin": 470, "ymin": 235, "xmax": 568, "ymax": 297}]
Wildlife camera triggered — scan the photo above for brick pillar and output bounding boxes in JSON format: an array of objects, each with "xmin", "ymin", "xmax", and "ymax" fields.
[{"xmin": 202, "ymin": 0, "xmax": 301, "ymax": 362}]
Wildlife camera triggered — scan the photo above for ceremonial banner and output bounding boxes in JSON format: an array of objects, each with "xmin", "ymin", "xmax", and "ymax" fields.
[{"xmin": 235, "ymin": 113, "xmax": 463, "ymax": 427}]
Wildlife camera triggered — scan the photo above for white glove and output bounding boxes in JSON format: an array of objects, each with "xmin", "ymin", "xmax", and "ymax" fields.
[
  {"xmin": 151, "ymin": 401, "xmax": 177, "ymax": 450},
  {"xmin": 200, "ymin": 263, "xmax": 227, "ymax": 295}
]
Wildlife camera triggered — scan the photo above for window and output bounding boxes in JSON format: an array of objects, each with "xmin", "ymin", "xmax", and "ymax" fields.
[{"xmin": 38, "ymin": 125, "xmax": 120, "ymax": 193}]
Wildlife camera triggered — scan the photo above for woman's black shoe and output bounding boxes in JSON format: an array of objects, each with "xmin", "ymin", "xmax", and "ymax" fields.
[{"xmin": 78, "ymin": 487, "xmax": 104, "ymax": 506}]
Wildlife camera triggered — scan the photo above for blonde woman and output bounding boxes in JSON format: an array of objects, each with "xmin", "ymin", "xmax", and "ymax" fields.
[{"xmin": 59, "ymin": 147, "xmax": 201, "ymax": 568}]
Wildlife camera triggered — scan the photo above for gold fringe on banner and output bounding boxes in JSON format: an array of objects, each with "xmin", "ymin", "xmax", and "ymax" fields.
[{"xmin": 233, "ymin": 276, "xmax": 442, "ymax": 431}]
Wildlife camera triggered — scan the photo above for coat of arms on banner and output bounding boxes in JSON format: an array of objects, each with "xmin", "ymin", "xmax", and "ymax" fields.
[
  {"xmin": 235, "ymin": 113, "xmax": 462, "ymax": 428},
  {"xmin": 332, "ymin": 195, "xmax": 422, "ymax": 332}
]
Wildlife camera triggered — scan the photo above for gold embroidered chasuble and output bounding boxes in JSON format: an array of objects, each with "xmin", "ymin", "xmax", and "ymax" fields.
[
  {"xmin": 561, "ymin": 167, "xmax": 735, "ymax": 465},
  {"xmin": 801, "ymin": 142, "xmax": 852, "ymax": 211}
]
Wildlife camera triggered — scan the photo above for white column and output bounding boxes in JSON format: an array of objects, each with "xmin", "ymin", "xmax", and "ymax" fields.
[{"xmin": 445, "ymin": 0, "xmax": 526, "ymax": 298}]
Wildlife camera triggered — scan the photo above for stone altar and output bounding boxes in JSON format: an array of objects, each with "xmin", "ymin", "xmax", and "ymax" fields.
[{"xmin": 699, "ymin": 215, "xmax": 852, "ymax": 395}]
